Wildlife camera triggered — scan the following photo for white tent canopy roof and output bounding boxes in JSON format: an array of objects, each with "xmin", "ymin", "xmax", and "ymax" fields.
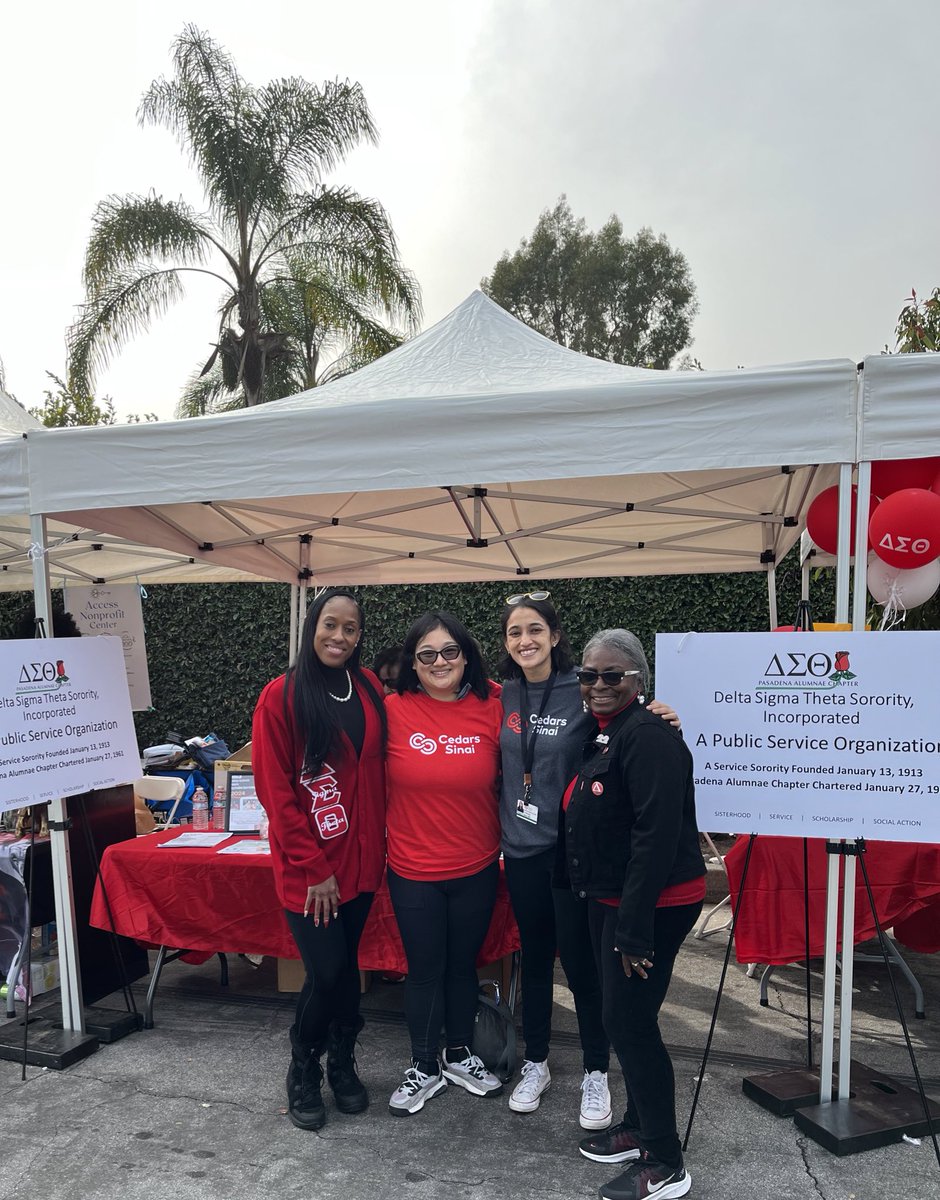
[
  {"xmin": 0, "ymin": 391, "xmax": 259, "ymax": 591},
  {"xmin": 24, "ymin": 292, "xmax": 859, "ymax": 586},
  {"xmin": 860, "ymin": 352, "xmax": 940, "ymax": 463}
]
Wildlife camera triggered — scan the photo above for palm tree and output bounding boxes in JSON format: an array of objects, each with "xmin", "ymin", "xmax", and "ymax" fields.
[
  {"xmin": 176, "ymin": 251, "xmax": 408, "ymax": 415},
  {"xmin": 68, "ymin": 24, "xmax": 420, "ymax": 408}
]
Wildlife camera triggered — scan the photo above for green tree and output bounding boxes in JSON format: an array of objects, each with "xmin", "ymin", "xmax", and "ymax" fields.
[
  {"xmin": 176, "ymin": 253, "xmax": 407, "ymax": 415},
  {"xmin": 893, "ymin": 287, "xmax": 940, "ymax": 353},
  {"xmin": 481, "ymin": 196, "xmax": 697, "ymax": 368},
  {"xmin": 68, "ymin": 24, "xmax": 420, "ymax": 410},
  {"xmin": 27, "ymin": 373, "xmax": 158, "ymax": 427}
]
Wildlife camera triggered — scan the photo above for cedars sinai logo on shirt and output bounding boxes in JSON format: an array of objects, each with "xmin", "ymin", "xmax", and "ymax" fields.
[{"xmin": 409, "ymin": 731, "xmax": 481, "ymax": 756}]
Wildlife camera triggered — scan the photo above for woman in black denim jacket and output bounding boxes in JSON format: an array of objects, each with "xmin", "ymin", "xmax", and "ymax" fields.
[{"xmin": 555, "ymin": 629, "xmax": 705, "ymax": 1200}]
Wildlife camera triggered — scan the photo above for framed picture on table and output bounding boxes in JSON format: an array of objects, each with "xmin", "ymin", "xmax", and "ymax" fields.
[{"xmin": 225, "ymin": 770, "xmax": 265, "ymax": 834}]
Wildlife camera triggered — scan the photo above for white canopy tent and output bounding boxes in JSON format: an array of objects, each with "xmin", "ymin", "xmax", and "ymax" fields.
[
  {"xmin": 0, "ymin": 390, "xmax": 266, "ymax": 592},
  {"xmin": 16, "ymin": 292, "xmax": 866, "ymax": 1040},
  {"xmin": 25, "ymin": 293, "xmax": 859, "ymax": 601}
]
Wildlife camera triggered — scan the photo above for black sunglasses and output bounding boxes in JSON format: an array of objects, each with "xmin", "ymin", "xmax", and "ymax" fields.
[
  {"xmin": 504, "ymin": 589, "xmax": 551, "ymax": 606},
  {"xmin": 576, "ymin": 668, "xmax": 641, "ymax": 686},
  {"xmin": 415, "ymin": 644, "xmax": 462, "ymax": 665}
]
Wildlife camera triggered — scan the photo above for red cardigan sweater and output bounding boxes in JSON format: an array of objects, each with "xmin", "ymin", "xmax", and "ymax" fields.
[{"xmin": 252, "ymin": 670, "xmax": 386, "ymax": 913}]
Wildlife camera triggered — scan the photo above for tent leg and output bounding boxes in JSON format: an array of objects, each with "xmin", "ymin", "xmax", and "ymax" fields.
[
  {"xmin": 30, "ymin": 514, "xmax": 86, "ymax": 1035},
  {"xmin": 289, "ymin": 584, "xmax": 299, "ymax": 665},
  {"xmin": 852, "ymin": 461, "xmax": 871, "ymax": 630},
  {"xmin": 834, "ymin": 463, "xmax": 853, "ymax": 624},
  {"xmin": 766, "ymin": 566, "xmax": 778, "ymax": 629}
]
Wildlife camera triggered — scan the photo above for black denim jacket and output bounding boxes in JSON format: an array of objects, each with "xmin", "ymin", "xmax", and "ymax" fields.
[{"xmin": 554, "ymin": 701, "xmax": 705, "ymax": 959}]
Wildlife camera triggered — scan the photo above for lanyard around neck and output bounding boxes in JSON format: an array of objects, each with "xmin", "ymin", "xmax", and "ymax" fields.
[{"xmin": 519, "ymin": 670, "xmax": 557, "ymax": 796}]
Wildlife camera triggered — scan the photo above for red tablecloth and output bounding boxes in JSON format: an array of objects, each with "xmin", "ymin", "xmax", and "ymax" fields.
[
  {"xmin": 725, "ymin": 836, "xmax": 940, "ymax": 965},
  {"xmin": 89, "ymin": 828, "xmax": 519, "ymax": 972}
]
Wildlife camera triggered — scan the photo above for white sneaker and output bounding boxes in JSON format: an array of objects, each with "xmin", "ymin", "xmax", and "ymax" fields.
[
  {"xmin": 508, "ymin": 1059, "xmax": 551, "ymax": 1113},
  {"xmin": 442, "ymin": 1049, "xmax": 503, "ymax": 1096},
  {"xmin": 388, "ymin": 1061, "xmax": 447, "ymax": 1116},
  {"xmin": 580, "ymin": 1069, "xmax": 612, "ymax": 1130}
]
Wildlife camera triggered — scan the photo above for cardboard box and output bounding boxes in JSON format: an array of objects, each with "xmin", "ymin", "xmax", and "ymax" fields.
[
  {"xmin": 276, "ymin": 957, "xmax": 371, "ymax": 995},
  {"xmin": 213, "ymin": 741, "xmax": 252, "ymax": 797}
]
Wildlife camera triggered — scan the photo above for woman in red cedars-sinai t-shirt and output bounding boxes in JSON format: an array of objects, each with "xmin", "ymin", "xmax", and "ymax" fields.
[{"xmin": 384, "ymin": 610, "xmax": 505, "ymax": 1117}]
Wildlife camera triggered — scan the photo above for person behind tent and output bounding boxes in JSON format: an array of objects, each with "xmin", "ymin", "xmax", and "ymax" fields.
[{"xmin": 252, "ymin": 589, "xmax": 386, "ymax": 1131}]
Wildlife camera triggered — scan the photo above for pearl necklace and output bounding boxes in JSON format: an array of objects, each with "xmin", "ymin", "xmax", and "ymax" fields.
[{"xmin": 328, "ymin": 670, "xmax": 353, "ymax": 703}]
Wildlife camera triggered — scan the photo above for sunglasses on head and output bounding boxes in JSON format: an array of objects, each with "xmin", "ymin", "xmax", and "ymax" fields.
[
  {"xmin": 415, "ymin": 643, "xmax": 462, "ymax": 665},
  {"xmin": 576, "ymin": 668, "xmax": 641, "ymax": 686},
  {"xmin": 504, "ymin": 589, "xmax": 551, "ymax": 606}
]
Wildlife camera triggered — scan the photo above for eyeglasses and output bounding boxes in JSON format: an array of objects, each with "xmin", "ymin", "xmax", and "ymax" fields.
[
  {"xmin": 576, "ymin": 668, "xmax": 641, "ymax": 686},
  {"xmin": 415, "ymin": 644, "xmax": 462, "ymax": 665},
  {"xmin": 504, "ymin": 590, "xmax": 551, "ymax": 606}
]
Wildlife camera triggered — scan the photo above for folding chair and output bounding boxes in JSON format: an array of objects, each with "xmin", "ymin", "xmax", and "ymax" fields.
[{"xmin": 133, "ymin": 776, "xmax": 185, "ymax": 828}]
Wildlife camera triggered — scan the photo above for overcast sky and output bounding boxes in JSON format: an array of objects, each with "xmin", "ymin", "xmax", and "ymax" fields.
[{"xmin": 2, "ymin": 0, "xmax": 938, "ymax": 421}]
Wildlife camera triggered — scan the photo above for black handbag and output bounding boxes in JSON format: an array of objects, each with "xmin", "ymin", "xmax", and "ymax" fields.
[{"xmin": 472, "ymin": 979, "xmax": 517, "ymax": 1083}]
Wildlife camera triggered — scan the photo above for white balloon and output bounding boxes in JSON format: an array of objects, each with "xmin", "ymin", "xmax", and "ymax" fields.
[{"xmin": 867, "ymin": 552, "xmax": 940, "ymax": 609}]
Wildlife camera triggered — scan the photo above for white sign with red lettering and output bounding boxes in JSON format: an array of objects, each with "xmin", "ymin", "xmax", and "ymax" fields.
[
  {"xmin": 0, "ymin": 637, "xmax": 140, "ymax": 812},
  {"xmin": 655, "ymin": 631, "xmax": 940, "ymax": 845}
]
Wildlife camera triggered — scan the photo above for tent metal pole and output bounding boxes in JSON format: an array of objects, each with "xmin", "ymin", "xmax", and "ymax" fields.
[
  {"xmin": 818, "ymin": 842, "xmax": 841, "ymax": 1103},
  {"xmin": 766, "ymin": 567, "xmax": 778, "ymax": 629},
  {"xmin": 289, "ymin": 584, "xmax": 299, "ymax": 666},
  {"xmin": 852, "ymin": 462, "xmax": 871, "ymax": 630},
  {"xmin": 834, "ymin": 463, "xmax": 852, "ymax": 623},
  {"xmin": 837, "ymin": 850, "xmax": 858, "ymax": 1098},
  {"xmin": 29, "ymin": 513, "xmax": 86, "ymax": 1034}
]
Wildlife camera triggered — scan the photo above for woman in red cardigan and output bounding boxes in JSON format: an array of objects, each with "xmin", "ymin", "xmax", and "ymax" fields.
[{"xmin": 253, "ymin": 589, "xmax": 386, "ymax": 1132}]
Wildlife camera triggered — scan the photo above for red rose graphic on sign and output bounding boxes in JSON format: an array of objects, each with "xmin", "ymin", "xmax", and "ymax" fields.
[{"xmin": 829, "ymin": 650, "xmax": 855, "ymax": 682}]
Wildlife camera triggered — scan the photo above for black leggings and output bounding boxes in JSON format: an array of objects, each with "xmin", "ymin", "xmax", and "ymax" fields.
[
  {"xmin": 387, "ymin": 861, "xmax": 498, "ymax": 1069},
  {"xmin": 503, "ymin": 848, "xmax": 608, "ymax": 1070},
  {"xmin": 284, "ymin": 890, "xmax": 374, "ymax": 1051},
  {"xmin": 588, "ymin": 900, "xmax": 702, "ymax": 1169}
]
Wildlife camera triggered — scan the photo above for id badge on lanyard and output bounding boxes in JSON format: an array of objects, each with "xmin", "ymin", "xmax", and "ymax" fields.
[{"xmin": 515, "ymin": 672, "xmax": 556, "ymax": 824}]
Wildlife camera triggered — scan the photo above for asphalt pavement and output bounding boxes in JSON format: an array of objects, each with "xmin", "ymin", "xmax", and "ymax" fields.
[{"xmin": 1, "ymin": 908, "xmax": 939, "ymax": 1200}]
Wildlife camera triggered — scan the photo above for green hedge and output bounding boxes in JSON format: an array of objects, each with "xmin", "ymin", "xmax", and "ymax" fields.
[{"xmin": 1, "ymin": 558, "xmax": 828, "ymax": 752}]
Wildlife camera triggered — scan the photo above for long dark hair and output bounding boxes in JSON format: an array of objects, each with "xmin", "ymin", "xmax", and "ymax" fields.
[
  {"xmin": 497, "ymin": 597, "xmax": 574, "ymax": 679},
  {"xmin": 286, "ymin": 588, "xmax": 386, "ymax": 775},
  {"xmin": 396, "ymin": 610, "xmax": 491, "ymax": 701}
]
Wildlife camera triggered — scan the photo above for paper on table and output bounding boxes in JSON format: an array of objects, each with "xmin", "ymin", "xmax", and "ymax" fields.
[
  {"xmin": 217, "ymin": 839, "xmax": 271, "ymax": 856},
  {"xmin": 160, "ymin": 832, "xmax": 232, "ymax": 848}
]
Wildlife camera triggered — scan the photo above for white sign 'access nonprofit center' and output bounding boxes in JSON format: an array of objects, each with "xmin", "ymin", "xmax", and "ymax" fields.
[
  {"xmin": 0, "ymin": 637, "xmax": 140, "ymax": 813},
  {"xmin": 655, "ymin": 631, "xmax": 940, "ymax": 845}
]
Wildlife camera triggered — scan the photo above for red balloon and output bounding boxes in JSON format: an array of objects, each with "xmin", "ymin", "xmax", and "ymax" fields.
[
  {"xmin": 932, "ymin": 465, "xmax": 940, "ymax": 497},
  {"xmin": 805, "ymin": 485, "xmax": 876, "ymax": 555},
  {"xmin": 868, "ymin": 488, "xmax": 940, "ymax": 568},
  {"xmin": 871, "ymin": 456, "xmax": 940, "ymax": 499}
]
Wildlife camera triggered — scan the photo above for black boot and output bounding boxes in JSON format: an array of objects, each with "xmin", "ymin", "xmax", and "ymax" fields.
[
  {"xmin": 286, "ymin": 1029, "xmax": 327, "ymax": 1131},
  {"xmin": 326, "ymin": 1016, "xmax": 369, "ymax": 1113}
]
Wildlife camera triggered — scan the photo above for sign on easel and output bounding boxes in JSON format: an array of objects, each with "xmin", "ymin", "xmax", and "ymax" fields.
[
  {"xmin": 0, "ymin": 637, "xmax": 140, "ymax": 813},
  {"xmin": 65, "ymin": 584, "xmax": 152, "ymax": 711},
  {"xmin": 655, "ymin": 631, "xmax": 940, "ymax": 844}
]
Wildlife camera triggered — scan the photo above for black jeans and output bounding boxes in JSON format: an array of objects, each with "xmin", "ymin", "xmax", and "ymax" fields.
[
  {"xmin": 504, "ymin": 848, "xmax": 608, "ymax": 1071},
  {"xmin": 588, "ymin": 899, "xmax": 702, "ymax": 1169},
  {"xmin": 387, "ymin": 861, "xmax": 498, "ymax": 1069},
  {"xmin": 284, "ymin": 890, "xmax": 374, "ymax": 1051}
]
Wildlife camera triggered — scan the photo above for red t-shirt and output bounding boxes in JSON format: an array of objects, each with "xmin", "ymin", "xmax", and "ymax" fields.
[{"xmin": 385, "ymin": 685, "xmax": 502, "ymax": 881}]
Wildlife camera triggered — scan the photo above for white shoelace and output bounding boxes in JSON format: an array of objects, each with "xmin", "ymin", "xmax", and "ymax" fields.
[
  {"xmin": 451, "ymin": 1052, "xmax": 488, "ymax": 1078},
  {"xmin": 514, "ymin": 1060, "xmax": 546, "ymax": 1099},
  {"xmin": 399, "ymin": 1066, "xmax": 432, "ymax": 1095},
  {"xmin": 581, "ymin": 1071, "xmax": 608, "ymax": 1111}
]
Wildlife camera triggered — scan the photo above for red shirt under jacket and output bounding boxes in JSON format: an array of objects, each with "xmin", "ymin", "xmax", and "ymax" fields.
[
  {"xmin": 252, "ymin": 671, "xmax": 386, "ymax": 913},
  {"xmin": 385, "ymin": 684, "xmax": 503, "ymax": 881}
]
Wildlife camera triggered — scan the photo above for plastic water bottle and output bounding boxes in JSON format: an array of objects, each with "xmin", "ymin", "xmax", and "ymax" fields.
[
  {"xmin": 212, "ymin": 787, "xmax": 226, "ymax": 832},
  {"xmin": 192, "ymin": 786, "xmax": 209, "ymax": 831}
]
